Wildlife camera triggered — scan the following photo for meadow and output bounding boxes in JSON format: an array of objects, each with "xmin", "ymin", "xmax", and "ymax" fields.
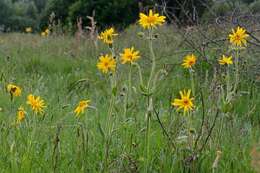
[{"xmin": 0, "ymin": 16, "xmax": 260, "ymax": 172}]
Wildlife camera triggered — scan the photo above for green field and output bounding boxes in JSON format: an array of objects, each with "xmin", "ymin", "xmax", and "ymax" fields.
[{"xmin": 0, "ymin": 25, "xmax": 260, "ymax": 173}]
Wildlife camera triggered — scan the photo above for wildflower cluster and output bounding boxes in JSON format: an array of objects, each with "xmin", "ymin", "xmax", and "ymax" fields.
[
  {"xmin": 1, "ymin": 8, "xmax": 252, "ymax": 172},
  {"xmin": 94, "ymin": 9, "xmax": 251, "ymax": 171},
  {"xmin": 5, "ymin": 82, "xmax": 91, "ymax": 124}
]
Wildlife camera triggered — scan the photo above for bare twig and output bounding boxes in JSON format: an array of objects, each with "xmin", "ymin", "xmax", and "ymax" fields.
[
  {"xmin": 199, "ymin": 109, "xmax": 219, "ymax": 153},
  {"xmin": 194, "ymin": 90, "xmax": 206, "ymax": 149},
  {"xmin": 153, "ymin": 107, "xmax": 176, "ymax": 150}
]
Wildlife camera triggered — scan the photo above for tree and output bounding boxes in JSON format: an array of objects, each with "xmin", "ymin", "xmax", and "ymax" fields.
[
  {"xmin": 68, "ymin": 0, "xmax": 139, "ymax": 29},
  {"xmin": 41, "ymin": 0, "xmax": 139, "ymax": 30},
  {"xmin": 0, "ymin": 0, "xmax": 13, "ymax": 31}
]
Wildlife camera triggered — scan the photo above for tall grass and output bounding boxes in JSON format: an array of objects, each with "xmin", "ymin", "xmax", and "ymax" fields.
[{"xmin": 0, "ymin": 25, "xmax": 259, "ymax": 172}]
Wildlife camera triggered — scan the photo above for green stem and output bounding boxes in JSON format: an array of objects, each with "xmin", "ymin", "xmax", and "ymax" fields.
[
  {"xmin": 190, "ymin": 69, "xmax": 195, "ymax": 96},
  {"xmin": 144, "ymin": 29, "xmax": 156, "ymax": 172},
  {"xmin": 147, "ymin": 29, "xmax": 156, "ymax": 91},
  {"xmin": 152, "ymin": 69, "xmax": 165, "ymax": 91},
  {"xmin": 128, "ymin": 64, "xmax": 132, "ymax": 101},
  {"xmin": 123, "ymin": 64, "xmax": 132, "ymax": 119},
  {"xmin": 186, "ymin": 111, "xmax": 193, "ymax": 148},
  {"xmin": 104, "ymin": 45, "xmax": 117, "ymax": 172},
  {"xmin": 133, "ymin": 62, "xmax": 144, "ymax": 86},
  {"xmin": 104, "ymin": 91, "xmax": 115, "ymax": 172},
  {"xmin": 226, "ymin": 67, "xmax": 231, "ymax": 102},
  {"xmin": 233, "ymin": 50, "xmax": 240, "ymax": 94},
  {"xmin": 145, "ymin": 97, "xmax": 152, "ymax": 173}
]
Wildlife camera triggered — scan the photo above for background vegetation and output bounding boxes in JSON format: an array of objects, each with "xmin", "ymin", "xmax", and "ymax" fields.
[
  {"xmin": 1, "ymin": 0, "xmax": 260, "ymax": 32},
  {"xmin": 0, "ymin": 24, "xmax": 260, "ymax": 172}
]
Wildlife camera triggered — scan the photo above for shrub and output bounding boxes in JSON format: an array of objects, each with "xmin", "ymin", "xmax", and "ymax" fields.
[
  {"xmin": 41, "ymin": 0, "xmax": 212, "ymax": 31},
  {"xmin": 42, "ymin": 0, "xmax": 139, "ymax": 30},
  {"xmin": 249, "ymin": 0, "xmax": 260, "ymax": 13}
]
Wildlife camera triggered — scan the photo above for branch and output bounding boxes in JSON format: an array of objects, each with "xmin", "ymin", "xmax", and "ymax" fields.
[
  {"xmin": 194, "ymin": 90, "xmax": 206, "ymax": 149},
  {"xmin": 154, "ymin": 107, "xmax": 176, "ymax": 150},
  {"xmin": 199, "ymin": 109, "xmax": 219, "ymax": 153}
]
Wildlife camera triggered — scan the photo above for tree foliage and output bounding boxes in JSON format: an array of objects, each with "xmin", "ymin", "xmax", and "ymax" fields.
[
  {"xmin": 0, "ymin": 0, "xmax": 259, "ymax": 32},
  {"xmin": 0, "ymin": 0, "xmax": 46, "ymax": 31},
  {"xmin": 42, "ymin": 0, "xmax": 139, "ymax": 30}
]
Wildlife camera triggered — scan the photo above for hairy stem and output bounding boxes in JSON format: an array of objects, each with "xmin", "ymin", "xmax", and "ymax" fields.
[
  {"xmin": 233, "ymin": 50, "xmax": 240, "ymax": 94},
  {"xmin": 147, "ymin": 29, "xmax": 156, "ymax": 91}
]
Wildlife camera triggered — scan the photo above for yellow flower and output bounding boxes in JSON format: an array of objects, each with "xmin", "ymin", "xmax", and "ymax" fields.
[
  {"xmin": 25, "ymin": 27, "xmax": 32, "ymax": 33},
  {"xmin": 7, "ymin": 84, "xmax": 22, "ymax": 97},
  {"xmin": 98, "ymin": 27, "xmax": 118, "ymax": 45},
  {"xmin": 97, "ymin": 54, "xmax": 116, "ymax": 73},
  {"xmin": 172, "ymin": 89, "xmax": 194, "ymax": 113},
  {"xmin": 74, "ymin": 100, "xmax": 91, "ymax": 117},
  {"xmin": 17, "ymin": 106, "xmax": 26, "ymax": 123},
  {"xmin": 229, "ymin": 26, "xmax": 249, "ymax": 47},
  {"xmin": 219, "ymin": 55, "xmax": 233, "ymax": 65},
  {"xmin": 182, "ymin": 54, "xmax": 197, "ymax": 68},
  {"xmin": 41, "ymin": 28, "xmax": 50, "ymax": 37},
  {"xmin": 41, "ymin": 32, "xmax": 46, "ymax": 37},
  {"xmin": 45, "ymin": 28, "xmax": 50, "ymax": 35},
  {"xmin": 139, "ymin": 9, "xmax": 166, "ymax": 29},
  {"xmin": 26, "ymin": 94, "xmax": 46, "ymax": 114},
  {"xmin": 120, "ymin": 47, "xmax": 140, "ymax": 64}
]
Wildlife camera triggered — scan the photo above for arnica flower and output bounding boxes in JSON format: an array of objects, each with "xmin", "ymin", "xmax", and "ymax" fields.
[
  {"xmin": 97, "ymin": 54, "xmax": 116, "ymax": 73},
  {"xmin": 74, "ymin": 100, "xmax": 91, "ymax": 117},
  {"xmin": 26, "ymin": 94, "xmax": 46, "ymax": 114},
  {"xmin": 41, "ymin": 28, "xmax": 50, "ymax": 37},
  {"xmin": 41, "ymin": 32, "xmax": 46, "ymax": 37},
  {"xmin": 45, "ymin": 28, "xmax": 50, "ymax": 35},
  {"xmin": 7, "ymin": 84, "xmax": 22, "ymax": 97},
  {"xmin": 172, "ymin": 89, "xmax": 194, "ymax": 113},
  {"xmin": 17, "ymin": 106, "xmax": 26, "ymax": 123},
  {"xmin": 182, "ymin": 54, "xmax": 197, "ymax": 68},
  {"xmin": 120, "ymin": 47, "xmax": 140, "ymax": 64},
  {"xmin": 229, "ymin": 26, "xmax": 249, "ymax": 47},
  {"xmin": 98, "ymin": 27, "xmax": 118, "ymax": 45},
  {"xmin": 25, "ymin": 27, "xmax": 32, "ymax": 33},
  {"xmin": 139, "ymin": 9, "xmax": 166, "ymax": 29},
  {"xmin": 219, "ymin": 55, "xmax": 233, "ymax": 65}
]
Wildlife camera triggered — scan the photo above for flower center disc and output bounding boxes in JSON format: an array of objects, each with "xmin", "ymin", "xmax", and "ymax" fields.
[
  {"xmin": 147, "ymin": 16, "xmax": 156, "ymax": 24},
  {"xmin": 183, "ymin": 99, "xmax": 189, "ymax": 105}
]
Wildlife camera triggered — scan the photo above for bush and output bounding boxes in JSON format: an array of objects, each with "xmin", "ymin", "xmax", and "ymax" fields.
[
  {"xmin": 0, "ymin": 0, "xmax": 13, "ymax": 31},
  {"xmin": 40, "ymin": 0, "xmax": 213, "ymax": 31},
  {"xmin": 157, "ymin": 0, "xmax": 212, "ymax": 24},
  {"xmin": 202, "ymin": 2, "xmax": 232, "ymax": 21},
  {"xmin": 8, "ymin": 16, "xmax": 36, "ymax": 31},
  {"xmin": 249, "ymin": 0, "xmax": 260, "ymax": 13},
  {"xmin": 201, "ymin": 1, "xmax": 249, "ymax": 22},
  {"xmin": 42, "ymin": 0, "xmax": 139, "ymax": 30},
  {"xmin": 0, "ymin": 0, "xmax": 46, "ymax": 32}
]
